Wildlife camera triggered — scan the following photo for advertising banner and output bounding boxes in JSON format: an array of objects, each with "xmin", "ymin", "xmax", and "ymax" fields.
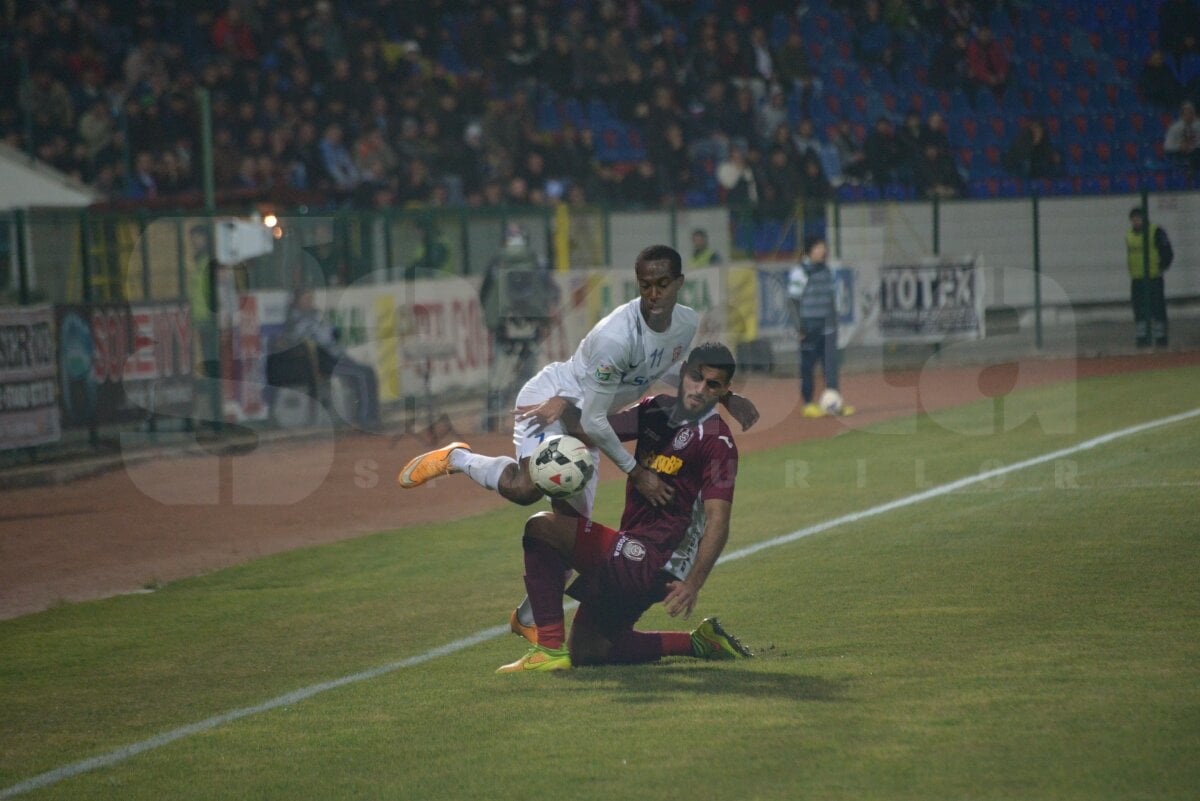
[
  {"xmin": 56, "ymin": 302, "xmax": 193, "ymax": 428},
  {"xmin": 0, "ymin": 305, "xmax": 60, "ymax": 449}
]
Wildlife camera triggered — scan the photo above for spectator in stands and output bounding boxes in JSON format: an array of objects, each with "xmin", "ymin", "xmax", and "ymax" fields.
[
  {"xmin": 19, "ymin": 67, "xmax": 75, "ymax": 139},
  {"xmin": 787, "ymin": 118, "xmax": 820, "ymax": 162},
  {"xmin": 319, "ymin": 123, "xmax": 360, "ymax": 191},
  {"xmin": 77, "ymin": 99, "xmax": 115, "ymax": 164},
  {"xmin": 854, "ymin": 0, "xmax": 897, "ymax": 75},
  {"xmin": 1139, "ymin": 51, "xmax": 1186, "ymax": 110},
  {"xmin": 831, "ymin": 119, "xmax": 869, "ymax": 184},
  {"xmin": 798, "ymin": 155, "xmax": 834, "ymax": 202},
  {"xmin": 717, "ymin": 144, "xmax": 759, "ymax": 205},
  {"xmin": 896, "ymin": 109, "xmax": 925, "ymax": 183},
  {"xmin": 773, "ymin": 31, "xmax": 818, "ymax": 115},
  {"xmin": 966, "ymin": 26, "xmax": 1010, "ymax": 105},
  {"xmin": 928, "ymin": 31, "xmax": 969, "ymax": 92},
  {"xmin": 757, "ymin": 85, "xmax": 790, "ymax": 145},
  {"xmin": 760, "ymin": 146, "xmax": 802, "ymax": 210},
  {"xmin": 354, "ymin": 126, "xmax": 400, "ymax": 186},
  {"xmin": 130, "ymin": 150, "xmax": 158, "ymax": 198},
  {"xmin": 726, "ymin": 85, "xmax": 762, "ymax": 151},
  {"xmin": 1158, "ymin": 0, "xmax": 1200, "ymax": 61},
  {"xmin": 749, "ymin": 26, "xmax": 775, "ymax": 87},
  {"xmin": 921, "ymin": 111, "xmax": 953, "ymax": 154},
  {"xmin": 864, "ymin": 117, "xmax": 902, "ymax": 186},
  {"xmin": 622, "ymin": 160, "xmax": 664, "ymax": 207},
  {"xmin": 913, "ymin": 144, "xmax": 965, "ymax": 198},
  {"xmin": 651, "ymin": 121, "xmax": 693, "ymax": 198},
  {"xmin": 1163, "ymin": 100, "xmax": 1200, "ymax": 172},
  {"xmin": 1003, "ymin": 119, "xmax": 1062, "ymax": 180}
]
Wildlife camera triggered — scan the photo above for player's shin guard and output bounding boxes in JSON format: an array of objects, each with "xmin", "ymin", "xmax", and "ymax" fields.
[
  {"xmin": 522, "ymin": 535, "xmax": 567, "ymax": 649},
  {"xmin": 450, "ymin": 450, "xmax": 516, "ymax": 491}
]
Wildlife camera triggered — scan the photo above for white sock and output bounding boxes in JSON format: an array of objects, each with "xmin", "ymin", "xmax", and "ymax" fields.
[{"xmin": 450, "ymin": 450, "xmax": 516, "ymax": 491}]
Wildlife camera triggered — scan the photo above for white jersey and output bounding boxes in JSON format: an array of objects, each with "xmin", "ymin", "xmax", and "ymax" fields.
[{"xmin": 543, "ymin": 298, "xmax": 699, "ymax": 412}]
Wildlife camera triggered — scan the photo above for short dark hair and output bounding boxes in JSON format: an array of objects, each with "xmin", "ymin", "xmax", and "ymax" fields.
[
  {"xmin": 684, "ymin": 341, "xmax": 736, "ymax": 383},
  {"xmin": 804, "ymin": 234, "xmax": 826, "ymax": 254},
  {"xmin": 1129, "ymin": 207, "xmax": 1145, "ymax": 219},
  {"xmin": 636, "ymin": 244, "xmax": 683, "ymax": 278}
]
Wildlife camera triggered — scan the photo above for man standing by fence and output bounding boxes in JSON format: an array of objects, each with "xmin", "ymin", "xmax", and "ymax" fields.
[{"xmin": 1126, "ymin": 207, "xmax": 1173, "ymax": 348}]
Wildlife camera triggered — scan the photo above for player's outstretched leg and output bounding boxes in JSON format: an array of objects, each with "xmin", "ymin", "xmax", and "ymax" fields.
[
  {"xmin": 399, "ymin": 443, "xmax": 536, "ymax": 502},
  {"xmin": 397, "ymin": 442, "xmax": 471, "ymax": 488},
  {"xmin": 690, "ymin": 617, "xmax": 754, "ymax": 659}
]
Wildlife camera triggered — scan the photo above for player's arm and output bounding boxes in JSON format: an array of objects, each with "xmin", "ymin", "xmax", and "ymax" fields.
[
  {"xmin": 580, "ymin": 389, "xmax": 674, "ymax": 507},
  {"xmin": 718, "ymin": 391, "xmax": 759, "ymax": 431},
  {"xmin": 663, "ymin": 498, "xmax": 731, "ymax": 618}
]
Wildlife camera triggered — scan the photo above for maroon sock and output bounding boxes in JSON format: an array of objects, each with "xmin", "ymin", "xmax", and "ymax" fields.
[
  {"xmin": 606, "ymin": 630, "xmax": 693, "ymax": 664},
  {"xmin": 523, "ymin": 536, "xmax": 567, "ymax": 649}
]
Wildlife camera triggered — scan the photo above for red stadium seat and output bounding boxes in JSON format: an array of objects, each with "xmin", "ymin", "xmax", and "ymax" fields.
[
  {"xmin": 1083, "ymin": 59, "xmax": 1098, "ymax": 80},
  {"xmin": 984, "ymin": 145, "xmax": 1002, "ymax": 167},
  {"xmin": 908, "ymin": 92, "xmax": 924, "ymax": 112},
  {"xmin": 1073, "ymin": 115, "xmax": 1089, "ymax": 136},
  {"xmin": 1067, "ymin": 142, "xmax": 1084, "ymax": 165},
  {"xmin": 1047, "ymin": 85, "xmax": 1063, "ymax": 106},
  {"xmin": 1045, "ymin": 116, "xmax": 1062, "ymax": 137},
  {"xmin": 1123, "ymin": 141, "xmax": 1139, "ymax": 162},
  {"xmin": 962, "ymin": 118, "xmax": 979, "ymax": 140},
  {"xmin": 958, "ymin": 147, "xmax": 974, "ymax": 168},
  {"xmin": 1100, "ymin": 114, "xmax": 1117, "ymax": 134},
  {"xmin": 1074, "ymin": 86, "xmax": 1090, "ymax": 107},
  {"xmin": 1030, "ymin": 33, "xmax": 1044, "ymax": 53},
  {"xmin": 989, "ymin": 116, "xmax": 1005, "ymax": 138},
  {"xmin": 1025, "ymin": 61, "xmax": 1041, "ymax": 81},
  {"xmin": 1094, "ymin": 142, "xmax": 1112, "ymax": 164},
  {"xmin": 1052, "ymin": 60, "xmax": 1069, "ymax": 80},
  {"xmin": 1129, "ymin": 112, "xmax": 1144, "ymax": 133}
]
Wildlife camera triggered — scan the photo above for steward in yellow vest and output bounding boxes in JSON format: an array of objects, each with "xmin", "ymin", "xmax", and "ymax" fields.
[{"xmin": 1126, "ymin": 208, "xmax": 1173, "ymax": 347}]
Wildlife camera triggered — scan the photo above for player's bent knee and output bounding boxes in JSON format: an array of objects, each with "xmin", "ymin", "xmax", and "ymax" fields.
[
  {"xmin": 522, "ymin": 511, "xmax": 556, "ymax": 546},
  {"xmin": 498, "ymin": 464, "xmax": 543, "ymax": 505},
  {"xmin": 567, "ymin": 627, "xmax": 612, "ymax": 666}
]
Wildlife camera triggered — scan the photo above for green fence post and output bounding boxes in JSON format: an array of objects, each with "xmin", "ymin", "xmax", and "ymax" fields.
[
  {"xmin": 138, "ymin": 210, "xmax": 152, "ymax": 300},
  {"xmin": 14, "ymin": 209, "xmax": 29, "ymax": 305},
  {"xmin": 1032, "ymin": 193, "xmax": 1043, "ymax": 350},
  {"xmin": 669, "ymin": 203, "xmax": 678, "ymax": 250},
  {"xmin": 932, "ymin": 195, "xmax": 941, "ymax": 256},
  {"xmin": 79, "ymin": 209, "xmax": 93, "ymax": 303},
  {"xmin": 174, "ymin": 217, "xmax": 186, "ymax": 298}
]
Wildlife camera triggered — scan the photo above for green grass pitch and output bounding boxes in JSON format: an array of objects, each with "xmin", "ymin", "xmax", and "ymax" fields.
[{"xmin": 1, "ymin": 366, "xmax": 1198, "ymax": 800}]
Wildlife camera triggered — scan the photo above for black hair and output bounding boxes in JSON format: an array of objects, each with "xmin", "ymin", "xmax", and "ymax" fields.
[
  {"xmin": 636, "ymin": 244, "xmax": 683, "ymax": 278},
  {"xmin": 1129, "ymin": 207, "xmax": 1145, "ymax": 218},
  {"xmin": 804, "ymin": 234, "xmax": 826, "ymax": 254},
  {"xmin": 684, "ymin": 341, "xmax": 736, "ymax": 383}
]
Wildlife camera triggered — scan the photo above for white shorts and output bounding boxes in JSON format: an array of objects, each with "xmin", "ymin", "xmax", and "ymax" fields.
[{"xmin": 512, "ymin": 365, "xmax": 598, "ymax": 516}]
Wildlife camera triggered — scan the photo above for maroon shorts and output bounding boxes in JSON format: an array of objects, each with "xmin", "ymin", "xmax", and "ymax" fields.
[{"xmin": 566, "ymin": 517, "xmax": 672, "ymax": 638}]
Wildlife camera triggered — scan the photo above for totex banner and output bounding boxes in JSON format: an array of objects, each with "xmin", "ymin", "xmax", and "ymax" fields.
[
  {"xmin": 0, "ymin": 305, "xmax": 61, "ymax": 449},
  {"xmin": 870, "ymin": 256, "xmax": 985, "ymax": 343}
]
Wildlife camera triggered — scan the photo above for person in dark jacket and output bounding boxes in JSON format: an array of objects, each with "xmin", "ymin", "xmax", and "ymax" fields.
[
  {"xmin": 786, "ymin": 236, "xmax": 853, "ymax": 416},
  {"xmin": 1003, "ymin": 119, "xmax": 1061, "ymax": 179},
  {"xmin": 1126, "ymin": 208, "xmax": 1174, "ymax": 347}
]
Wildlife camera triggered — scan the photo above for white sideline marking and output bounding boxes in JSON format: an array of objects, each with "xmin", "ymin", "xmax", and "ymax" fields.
[{"xmin": 3, "ymin": 407, "xmax": 1198, "ymax": 799}]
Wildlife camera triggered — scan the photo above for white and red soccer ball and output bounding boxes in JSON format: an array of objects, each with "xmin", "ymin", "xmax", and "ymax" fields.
[{"xmin": 529, "ymin": 435, "xmax": 595, "ymax": 498}]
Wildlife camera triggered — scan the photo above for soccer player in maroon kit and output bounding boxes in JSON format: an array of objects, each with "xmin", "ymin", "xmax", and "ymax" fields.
[{"xmin": 498, "ymin": 342, "xmax": 752, "ymax": 673}]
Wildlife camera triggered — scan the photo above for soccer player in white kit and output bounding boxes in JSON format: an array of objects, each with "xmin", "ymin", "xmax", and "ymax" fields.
[{"xmin": 398, "ymin": 244, "xmax": 759, "ymax": 636}]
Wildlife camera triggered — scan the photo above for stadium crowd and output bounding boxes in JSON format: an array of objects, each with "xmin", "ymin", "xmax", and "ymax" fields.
[{"xmin": 2, "ymin": 0, "xmax": 1197, "ymax": 210}]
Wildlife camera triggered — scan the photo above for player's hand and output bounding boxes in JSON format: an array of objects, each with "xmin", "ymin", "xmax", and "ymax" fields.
[
  {"xmin": 722, "ymin": 392, "xmax": 760, "ymax": 431},
  {"xmin": 514, "ymin": 396, "xmax": 569, "ymax": 431},
  {"xmin": 630, "ymin": 465, "xmax": 674, "ymax": 507},
  {"xmin": 663, "ymin": 580, "xmax": 698, "ymax": 618}
]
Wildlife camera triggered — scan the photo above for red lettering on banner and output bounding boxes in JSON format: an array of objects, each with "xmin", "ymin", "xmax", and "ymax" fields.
[
  {"xmin": 129, "ymin": 312, "xmax": 154, "ymax": 379},
  {"xmin": 171, "ymin": 308, "xmax": 192, "ymax": 376},
  {"xmin": 91, "ymin": 309, "xmax": 108, "ymax": 382},
  {"xmin": 107, "ymin": 311, "xmax": 125, "ymax": 383}
]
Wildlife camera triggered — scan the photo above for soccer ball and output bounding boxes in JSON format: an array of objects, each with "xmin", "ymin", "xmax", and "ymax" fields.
[
  {"xmin": 529, "ymin": 435, "xmax": 595, "ymax": 498},
  {"xmin": 819, "ymin": 388, "xmax": 843, "ymax": 415}
]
